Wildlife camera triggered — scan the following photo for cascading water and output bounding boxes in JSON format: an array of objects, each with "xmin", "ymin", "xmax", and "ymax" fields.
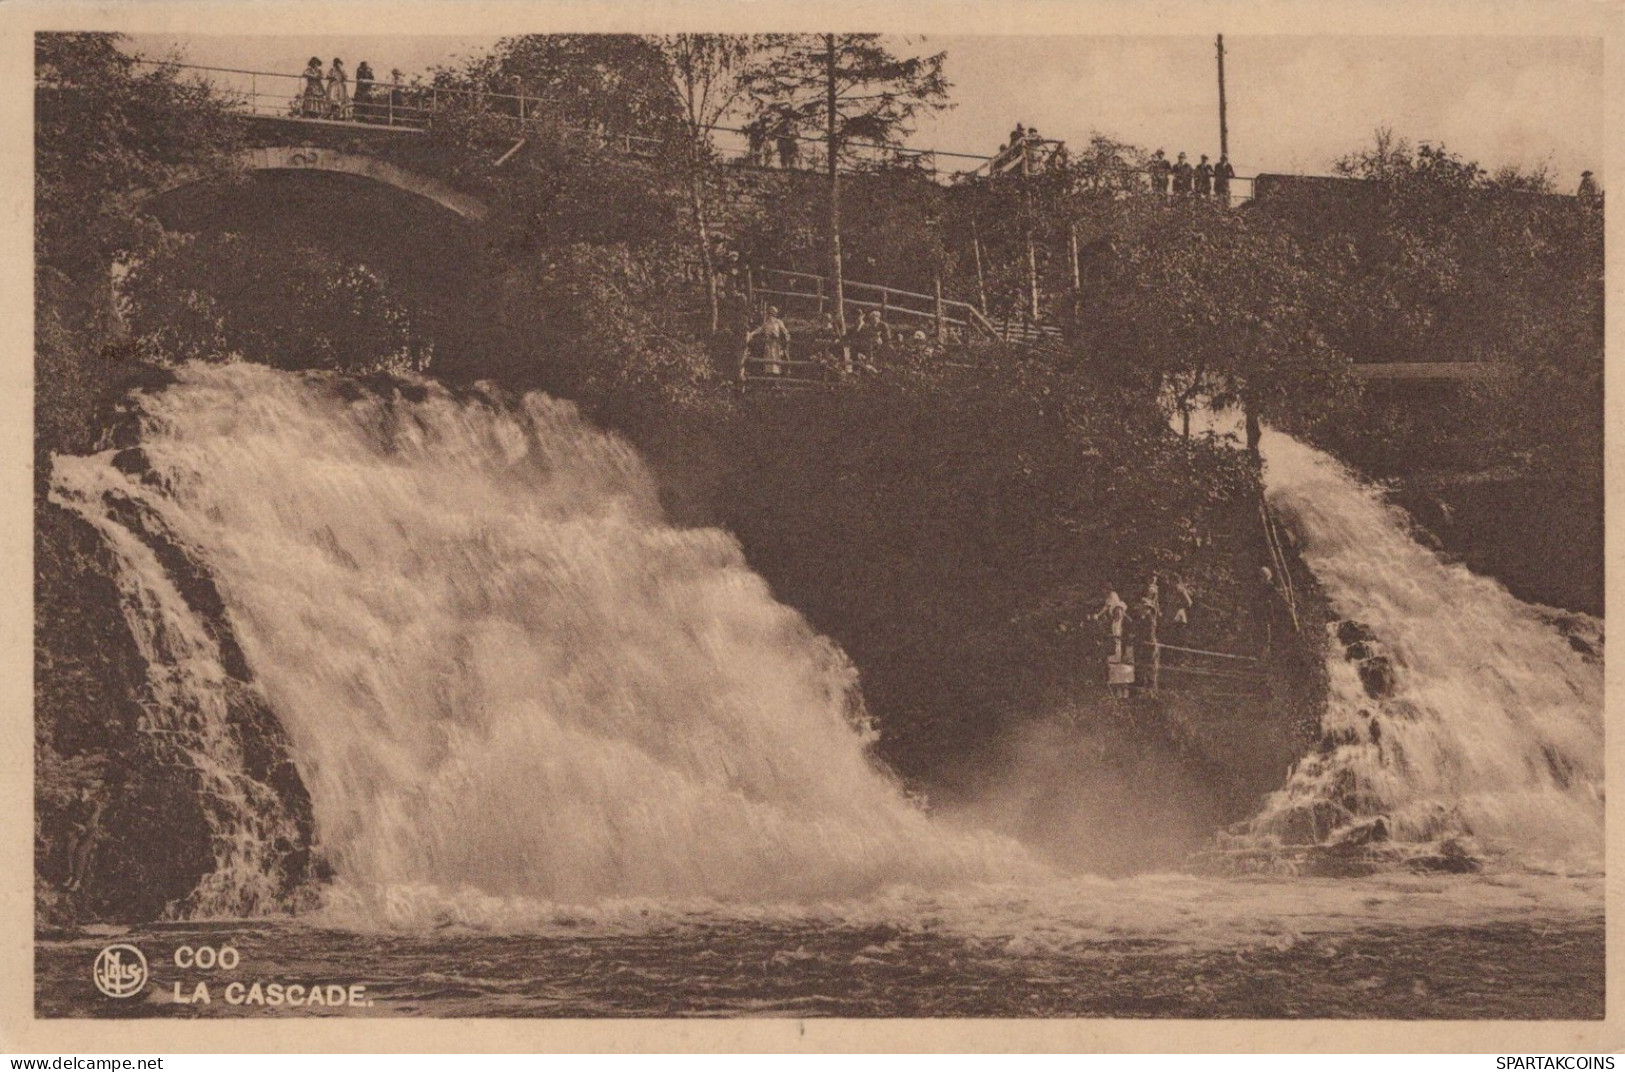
[
  {"xmin": 1238, "ymin": 430, "xmax": 1604, "ymax": 870},
  {"xmin": 50, "ymin": 362, "xmax": 1037, "ymax": 917}
]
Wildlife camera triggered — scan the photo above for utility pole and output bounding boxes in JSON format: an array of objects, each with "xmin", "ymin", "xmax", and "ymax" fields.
[
  {"xmin": 826, "ymin": 34, "xmax": 847, "ymax": 335},
  {"xmin": 1216, "ymin": 34, "xmax": 1229, "ymax": 161},
  {"xmin": 1021, "ymin": 136, "xmax": 1040, "ymax": 321}
]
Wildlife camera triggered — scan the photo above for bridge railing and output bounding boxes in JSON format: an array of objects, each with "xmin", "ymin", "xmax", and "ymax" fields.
[
  {"xmin": 747, "ymin": 266, "xmax": 1006, "ymax": 344},
  {"xmin": 1146, "ymin": 641, "xmax": 1267, "ymax": 698},
  {"xmin": 134, "ymin": 59, "xmax": 538, "ymax": 131},
  {"xmin": 1260, "ymin": 500, "xmax": 1302, "ymax": 634},
  {"xmin": 132, "ymin": 59, "xmax": 669, "ymax": 156}
]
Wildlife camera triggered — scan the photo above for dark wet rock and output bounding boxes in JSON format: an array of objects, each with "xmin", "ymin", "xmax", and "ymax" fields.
[
  {"xmin": 1368, "ymin": 718, "xmax": 1382, "ymax": 744},
  {"xmin": 110, "ymin": 447, "xmax": 149, "ymax": 479},
  {"xmin": 35, "ymin": 501, "xmax": 212, "ymax": 925},
  {"xmin": 109, "ymin": 447, "xmax": 173, "ymax": 492},
  {"xmin": 1335, "ymin": 620, "xmax": 1376, "ymax": 647},
  {"xmin": 1276, "ymin": 800, "xmax": 1353, "ymax": 846},
  {"xmin": 1358, "ymin": 655, "xmax": 1397, "ymax": 699},
  {"xmin": 36, "ymin": 496, "xmax": 318, "ymax": 924},
  {"xmin": 1330, "ymin": 816, "xmax": 1389, "ymax": 848},
  {"xmin": 1318, "ymin": 726, "xmax": 1362, "ymax": 754},
  {"xmin": 1409, "ymin": 839, "xmax": 1481, "ymax": 874},
  {"xmin": 1343, "ymin": 640, "xmax": 1375, "ymax": 662}
]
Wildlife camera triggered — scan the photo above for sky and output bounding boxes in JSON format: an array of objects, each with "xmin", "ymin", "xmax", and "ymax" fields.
[{"xmin": 127, "ymin": 32, "xmax": 1605, "ymax": 188}]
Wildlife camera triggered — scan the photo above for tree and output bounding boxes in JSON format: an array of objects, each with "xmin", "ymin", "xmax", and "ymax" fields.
[
  {"xmin": 749, "ymin": 35, "xmax": 951, "ymax": 332},
  {"xmin": 1312, "ymin": 130, "xmax": 1603, "ymax": 472},
  {"xmin": 36, "ymin": 34, "xmax": 240, "ymax": 279},
  {"xmin": 437, "ymin": 34, "xmax": 682, "ymax": 141},
  {"xmin": 651, "ymin": 35, "xmax": 777, "ymax": 332},
  {"xmin": 1088, "ymin": 209, "xmax": 1354, "ymax": 453},
  {"xmin": 35, "ymin": 33, "xmax": 242, "ymax": 461}
]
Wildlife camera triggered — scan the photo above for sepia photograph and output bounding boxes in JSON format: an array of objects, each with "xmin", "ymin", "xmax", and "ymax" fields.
[{"xmin": 6, "ymin": 0, "xmax": 1618, "ymax": 1051}]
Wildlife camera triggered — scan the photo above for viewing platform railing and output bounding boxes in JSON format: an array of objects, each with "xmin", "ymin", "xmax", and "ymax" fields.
[
  {"xmin": 128, "ymin": 59, "xmax": 1268, "ymax": 194},
  {"xmin": 746, "ymin": 266, "xmax": 1005, "ymax": 344}
]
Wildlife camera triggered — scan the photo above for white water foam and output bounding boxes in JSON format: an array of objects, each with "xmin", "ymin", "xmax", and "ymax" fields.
[{"xmin": 53, "ymin": 362, "xmax": 1038, "ymax": 912}]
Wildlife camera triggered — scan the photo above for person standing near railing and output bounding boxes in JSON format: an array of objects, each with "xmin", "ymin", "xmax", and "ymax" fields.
[
  {"xmin": 326, "ymin": 57, "xmax": 350, "ymax": 121},
  {"xmin": 300, "ymin": 57, "xmax": 327, "ymax": 118},
  {"xmin": 388, "ymin": 69, "xmax": 407, "ymax": 126},
  {"xmin": 1172, "ymin": 152, "xmax": 1194, "ymax": 195},
  {"xmin": 1094, "ymin": 588, "xmax": 1128, "ymax": 661},
  {"xmin": 1147, "ymin": 149, "xmax": 1172, "ymax": 195},
  {"xmin": 1214, "ymin": 154, "xmax": 1235, "ymax": 205},
  {"xmin": 744, "ymin": 305, "xmax": 791, "ymax": 376},
  {"xmin": 353, "ymin": 61, "xmax": 376, "ymax": 123},
  {"xmin": 774, "ymin": 109, "xmax": 801, "ymax": 170}
]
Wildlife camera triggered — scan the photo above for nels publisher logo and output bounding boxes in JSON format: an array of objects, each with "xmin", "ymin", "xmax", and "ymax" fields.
[{"xmin": 92, "ymin": 943, "xmax": 148, "ymax": 999}]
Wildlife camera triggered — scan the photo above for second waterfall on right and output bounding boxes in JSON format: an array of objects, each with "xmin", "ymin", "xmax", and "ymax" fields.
[{"xmin": 1234, "ymin": 429, "xmax": 1603, "ymax": 874}]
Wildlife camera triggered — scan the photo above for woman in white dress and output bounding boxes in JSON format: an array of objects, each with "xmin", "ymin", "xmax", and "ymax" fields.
[{"xmin": 326, "ymin": 58, "xmax": 350, "ymax": 120}]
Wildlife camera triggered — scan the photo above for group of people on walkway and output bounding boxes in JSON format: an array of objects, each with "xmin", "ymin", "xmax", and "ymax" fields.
[
  {"xmin": 740, "ymin": 305, "xmax": 952, "ymax": 382},
  {"xmin": 1094, "ymin": 573, "xmax": 1196, "ymax": 695},
  {"xmin": 992, "ymin": 123, "xmax": 1048, "ymax": 174},
  {"xmin": 297, "ymin": 57, "xmax": 407, "ymax": 123},
  {"xmin": 744, "ymin": 107, "xmax": 803, "ymax": 170},
  {"xmin": 1146, "ymin": 149, "xmax": 1236, "ymax": 201}
]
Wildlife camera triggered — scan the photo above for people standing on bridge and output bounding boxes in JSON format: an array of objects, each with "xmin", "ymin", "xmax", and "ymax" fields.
[
  {"xmin": 774, "ymin": 109, "xmax": 801, "ymax": 170},
  {"xmin": 1195, "ymin": 155, "xmax": 1214, "ymax": 198},
  {"xmin": 353, "ymin": 61, "xmax": 376, "ymax": 123},
  {"xmin": 1148, "ymin": 149, "xmax": 1172, "ymax": 195},
  {"xmin": 387, "ymin": 69, "xmax": 410, "ymax": 126},
  {"xmin": 1213, "ymin": 154, "xmax": 1235, "ymax": 205},
  {"xmin": 1134, "ymin": 595, "xmax": 1160, "ymax": 652},
  {"xmin": 300, "ymin": 57, "xmax": 327, "ymax": 118},
  {"xmin": 1172, "ymin": 152, "xmax": 1194, "ymax": 195},
  {"xmin": 326, "ymin": 58, "xmax": 350, "ymax": 121}
]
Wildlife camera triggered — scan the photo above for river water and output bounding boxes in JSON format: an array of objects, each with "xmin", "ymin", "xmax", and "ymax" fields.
[{"xmin": 40, "ymin": 364, "xmax": 1604, "ymax": 1018}]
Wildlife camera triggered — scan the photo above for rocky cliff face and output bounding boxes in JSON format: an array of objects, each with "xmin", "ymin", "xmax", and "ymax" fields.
[{"xmin": 35, "ymin": 487, "xmax": 320, "ymax": 927}]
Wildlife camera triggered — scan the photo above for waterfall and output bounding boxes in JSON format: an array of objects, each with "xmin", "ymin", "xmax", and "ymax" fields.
[
  {"xmin": 50, "ymin": 362, "xmax": 1035, "ymax": 914},
  {"xmin": 1240, "ymin": 431, "xmax": 1603, "ymax": 870}
]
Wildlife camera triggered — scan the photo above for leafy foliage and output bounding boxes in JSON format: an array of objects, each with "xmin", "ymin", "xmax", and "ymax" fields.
[
  {"xmin": 489, "ymin": 243, "xmax": 720, "ymax": 409},
  {"xmin": 1295, "ymin": 130, "xmax": 1604, "ymax": 472},
  {"xmin": 1084, "ymin": 205, "xmax": 1355, "ymax": 442},
  {"xmin": 120, "ymin": 233, "xmax": 433, "ymax": 372},
  {"xmin": 434, "ymin": 34, "xmax": 684, "ymax": 142},
  {"xmin": 36, "ymin": 33, "xmax": 241, "ymax": 274},
  {"xmin": 35, "ymin": 33, "xmax": 241, "ymax": 461}
]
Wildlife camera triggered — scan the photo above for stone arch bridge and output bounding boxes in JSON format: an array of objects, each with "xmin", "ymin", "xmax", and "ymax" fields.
[{"xmin": 157, "ymin": 143, "xmax": 489, "ymax": 222}]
